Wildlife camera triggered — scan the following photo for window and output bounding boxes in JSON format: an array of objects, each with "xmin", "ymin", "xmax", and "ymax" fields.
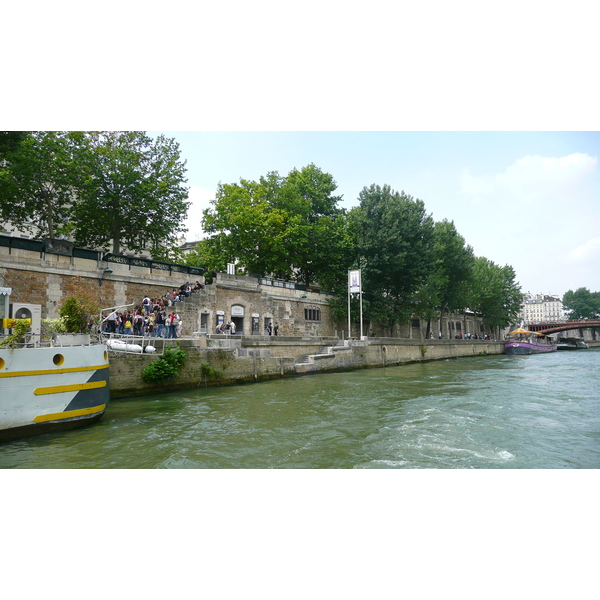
[{"xmin": 304, "ymin": 308, "xmax": 321, "ymax": 321}]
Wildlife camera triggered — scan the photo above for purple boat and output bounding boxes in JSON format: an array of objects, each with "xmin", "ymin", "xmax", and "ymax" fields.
[{"xmin": 504, "ymin": 327, "xmax": 557, "ymax": 355}]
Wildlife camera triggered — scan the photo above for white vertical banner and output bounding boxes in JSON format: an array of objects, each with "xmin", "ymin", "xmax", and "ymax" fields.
[
  {"xmin": 349, "ymin": 270, "xmax": 361, "ymax": 294},
  {"xmin": 348, "ymin": 269, "xmax": 364, "ymax": 340}
]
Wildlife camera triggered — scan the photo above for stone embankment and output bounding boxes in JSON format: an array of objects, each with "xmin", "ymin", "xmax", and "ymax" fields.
[{"xmin": 108, "ymin": 335, "xmax": 505, "ymax": 398}]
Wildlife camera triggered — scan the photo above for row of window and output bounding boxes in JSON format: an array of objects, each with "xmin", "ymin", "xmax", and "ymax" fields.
[{"xmin": 305, "ymin": 308, "xmax": 321, "ymax": 322}]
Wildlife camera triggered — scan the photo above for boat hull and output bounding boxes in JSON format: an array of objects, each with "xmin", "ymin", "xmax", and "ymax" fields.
[
  {"xmin": 556, "ymin": 340, "xmax": 588, "ymax": 350},
  {"xmin": 505, "ymin": 341, "xmax": 557, "ymax": 355},
  {"xmin": 0, "ymin": 344, "xmax": 110, "ymax": 441}
]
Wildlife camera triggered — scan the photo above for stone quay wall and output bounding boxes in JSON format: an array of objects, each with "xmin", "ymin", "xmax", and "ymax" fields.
[
  {"xmin": 0, "ymin": 236, "xmax": 337, "ymax": 338},
  {"xmin": 109, "ymin": 336, "xmax": 505, "ymax": 398},
  {"xmin": 0, "ymin": 236, "xmax": 203, "ymax": 319}
]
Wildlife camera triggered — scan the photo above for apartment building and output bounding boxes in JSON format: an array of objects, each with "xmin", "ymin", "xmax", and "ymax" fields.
[{"xmin": 519, "ymin": 293, "xmax": 565, "ymax": 324}]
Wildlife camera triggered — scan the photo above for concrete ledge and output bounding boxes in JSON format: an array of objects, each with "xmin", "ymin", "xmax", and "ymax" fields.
[{"xmin": 108, "ymin": 337, "xmax": 505, "ymax": 398}]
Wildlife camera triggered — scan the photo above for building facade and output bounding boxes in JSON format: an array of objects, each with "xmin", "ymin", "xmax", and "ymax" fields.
[
  {"xmin": 518, "ymin": 293, "xmax": 565, "ymax": 325},
  {"xmin": 0, "ymin": 234, "xmax": 337, "ymax": 338}
]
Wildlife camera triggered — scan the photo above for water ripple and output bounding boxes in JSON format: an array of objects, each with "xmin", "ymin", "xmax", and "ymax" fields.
[{"xmin": 2, "ymin": 350, "xmax": 599, "ymax": 468}]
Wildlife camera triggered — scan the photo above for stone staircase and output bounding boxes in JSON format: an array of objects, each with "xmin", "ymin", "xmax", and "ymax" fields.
[{"xmin": 294, "ymin": 341, "xmax": 352, "ymax": 373}]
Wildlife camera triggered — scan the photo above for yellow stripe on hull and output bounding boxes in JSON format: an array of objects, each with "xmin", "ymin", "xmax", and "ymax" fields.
[
  {"xmin": 34, "ymin": 380, "xmax": 107, "ymax": 396},
  {"xmin": 33, "ymin": 404, "xmax": 107, "ymax": 424},
  {"xmin": 0, "ymin": 363, "xmax": 109, "ymax": 379}
]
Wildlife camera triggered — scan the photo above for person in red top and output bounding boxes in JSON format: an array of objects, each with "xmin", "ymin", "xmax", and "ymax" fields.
[{"xmin": 167, "ymin": 311, "xmax": 180, "ymax": 338}]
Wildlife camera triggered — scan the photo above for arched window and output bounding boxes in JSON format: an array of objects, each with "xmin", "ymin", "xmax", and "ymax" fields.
[{"xmin": 231, "ymin": 304, "xmax": 245, "ymax": 317}]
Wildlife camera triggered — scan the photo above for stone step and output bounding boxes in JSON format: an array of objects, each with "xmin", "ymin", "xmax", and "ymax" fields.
[{"xmin": 294, "ymin": 347, "xmax": 337, "ymax": 370}]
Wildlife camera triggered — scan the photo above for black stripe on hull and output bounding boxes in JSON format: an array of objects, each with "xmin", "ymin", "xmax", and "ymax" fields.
[{"xmin": 63, "ymin": 367, "xmax": 110, "ymax": 412}]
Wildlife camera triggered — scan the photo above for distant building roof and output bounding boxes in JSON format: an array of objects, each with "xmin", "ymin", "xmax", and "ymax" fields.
[{"xmin": 179, "ymin": 241, "xmax": 200, "ymax": 253}]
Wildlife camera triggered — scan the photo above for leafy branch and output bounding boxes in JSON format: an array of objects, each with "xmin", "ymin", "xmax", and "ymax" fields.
[
  {"xmin": 141, "ymin": 347, "xmax": 187, "ymax": 384},
  {"xmin": 0, "ymin": 319, "xmax": 32, "ymax": 349}
]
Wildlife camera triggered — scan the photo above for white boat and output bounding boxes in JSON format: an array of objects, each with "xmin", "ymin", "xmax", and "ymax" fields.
[
  {"xmin": 0, "ymin": 335, "xmax": 110, "ymax": 441},
  {"xmin": 556, "ymin": 337, "xmax": 588, "ymax": 350}
]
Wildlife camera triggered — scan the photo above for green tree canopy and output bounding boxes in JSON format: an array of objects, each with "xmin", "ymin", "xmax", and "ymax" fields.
[
  {"xmin": 0, "ymin": 131, "xmax": 83, "ymax": 239},
  {"xmin": 280, "ymin": 164, "xmax": 350, "ymax": 288},
  {"xmin": 71, "ymin": 131, "xmax": 190, "ymax": 257},
  {"xmin": 466, "ymin": 257, "xmax": 523, "ymax": 331},
  {"xmin": 201, "ymin": 172, "xmax": 291, "ymax": 278},
  {"xmin": 413, "ymin": 219, "xmax": 474, "ymax": 334},
  {"xmin": 200, "ymin": 164, "xmax": 352, "ymax": 287},
  {"xmin": 0, "ymin": 131, "xmax": 190, "ymax": 259},
  {"xmin": 562, "ymin": 287, "xmax": 600, "ymax": 319},
  {"xmin": 0, "ymin": 131, "xmax": 29, "ymax": 158},
  {"xmin": 349, "ymin": 184, "xmax": 434, "ymax": 332}
]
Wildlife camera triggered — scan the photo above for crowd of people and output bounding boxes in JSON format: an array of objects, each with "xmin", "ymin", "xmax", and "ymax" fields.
[
  {"xmin": 102, "ymin": 281, "xmax": 203, "ymax": 339},
  {"xmin": 429, "ymin": 332, "xmax": 494, "ymax": 340},
  {"xmin": 453, "ymin": 333, "xmax": 494, "ymax": 340}
]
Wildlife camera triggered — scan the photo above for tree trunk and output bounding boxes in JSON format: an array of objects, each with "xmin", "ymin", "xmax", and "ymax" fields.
[
  {"xmin": 112, "ymin": 232, "xmax": 121, "ymax": 254},
  {"xmin": 111, "ymin": 222, "xmax": 121, "ymax": 254},
  {"xmin": 44, "ymin": 188, "xmax": 55, "ymax": 239}
]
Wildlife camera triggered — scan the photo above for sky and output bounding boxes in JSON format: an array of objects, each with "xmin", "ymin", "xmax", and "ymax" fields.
[{"xmin": 150, "ymin": 131, "xmax": 600, "ymax": 298}]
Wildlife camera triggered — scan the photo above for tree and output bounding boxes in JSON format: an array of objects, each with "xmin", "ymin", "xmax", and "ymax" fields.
[
  {"xmin": 466, "ymin": 257, "xmax": 523, "ymax": 333},
  {"xmin": 185, "ymin": 238, "xmax": 228, "ymax": 277},
  {"xmin": 0, "ymin": 131, "xmax": 82, "ymax": 239},
  {"xmin": 279, "ymin": 164, "xmax": 350, "ymax": 287},
  {"xmin": 70, "ymin": 131, "xmax": 190, "ymax": 257},
  {"xmin": 349, "ymin": 184, "xmax": 434, "ymax": 333},
  {"xmin": 58, "ymin": 283, "xmax": 103, "ymax": 333},
  {"xmin": 200, "ymin": 164, "xmax": 352, "ymax": 287},
  {"xmin": 414, "ymin": 219, "xmax": 474, "ymax": 337},
  {"xmin": 562, "ymin": 288, "xmax": 600, "ymax": 319},
  {"xmin": 201, "ymin": 172, "xmax": 292, "ymax": 277}
]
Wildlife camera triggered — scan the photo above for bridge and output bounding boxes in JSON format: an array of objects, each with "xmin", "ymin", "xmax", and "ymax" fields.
[{"xmin": 527, "ymin": 319, "xmax": 600, "ymax": 335}]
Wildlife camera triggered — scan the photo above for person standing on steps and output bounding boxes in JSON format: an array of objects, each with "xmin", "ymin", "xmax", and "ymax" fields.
[
  {"xmin": 274, "ymin": 322, "xmax": 279, "ymax": 336},
  {"xmin": 156, "ymin": 307, "xmax": 166, "ymax": 338}
]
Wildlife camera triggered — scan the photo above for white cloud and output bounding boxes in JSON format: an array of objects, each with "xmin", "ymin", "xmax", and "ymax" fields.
[
  {"xmin": 567, "ymin": 237, "xmax": 600, "ymax": 263},
  {"xmin": 183, "ymin": 186, "xmax": 215, "ymax": 242},
  {"xmin": 460, "ymin": 152, "xmax": 597, "ymax": 206},
  {"xmin": 454, "ymin": 152, "xmax": 599, "ymax": 295}
]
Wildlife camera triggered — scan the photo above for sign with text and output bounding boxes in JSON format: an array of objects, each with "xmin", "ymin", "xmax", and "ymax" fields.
[{"xmin": 349, "ymin": 269, "xmax": 361, "ymax": 294}]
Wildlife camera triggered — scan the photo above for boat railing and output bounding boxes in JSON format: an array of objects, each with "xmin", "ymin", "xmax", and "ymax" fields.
[
  {"xmin": 101, "ymin": 331, "xmax": 172, "ymax": 355},
  {"xmin": 0, "ymin": 332, "xmax": 98, "ymax": 349}
]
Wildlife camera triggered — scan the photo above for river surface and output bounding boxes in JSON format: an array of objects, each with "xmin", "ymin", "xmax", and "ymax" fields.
[{"xmin": 2, "ymin": 349, "xmax": 599, "ymax": 468}]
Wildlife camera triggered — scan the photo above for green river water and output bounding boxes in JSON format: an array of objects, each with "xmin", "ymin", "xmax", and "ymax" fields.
[{"xmin": 2, "ymin": 348, "xmax": 599, "ymax": 469}]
